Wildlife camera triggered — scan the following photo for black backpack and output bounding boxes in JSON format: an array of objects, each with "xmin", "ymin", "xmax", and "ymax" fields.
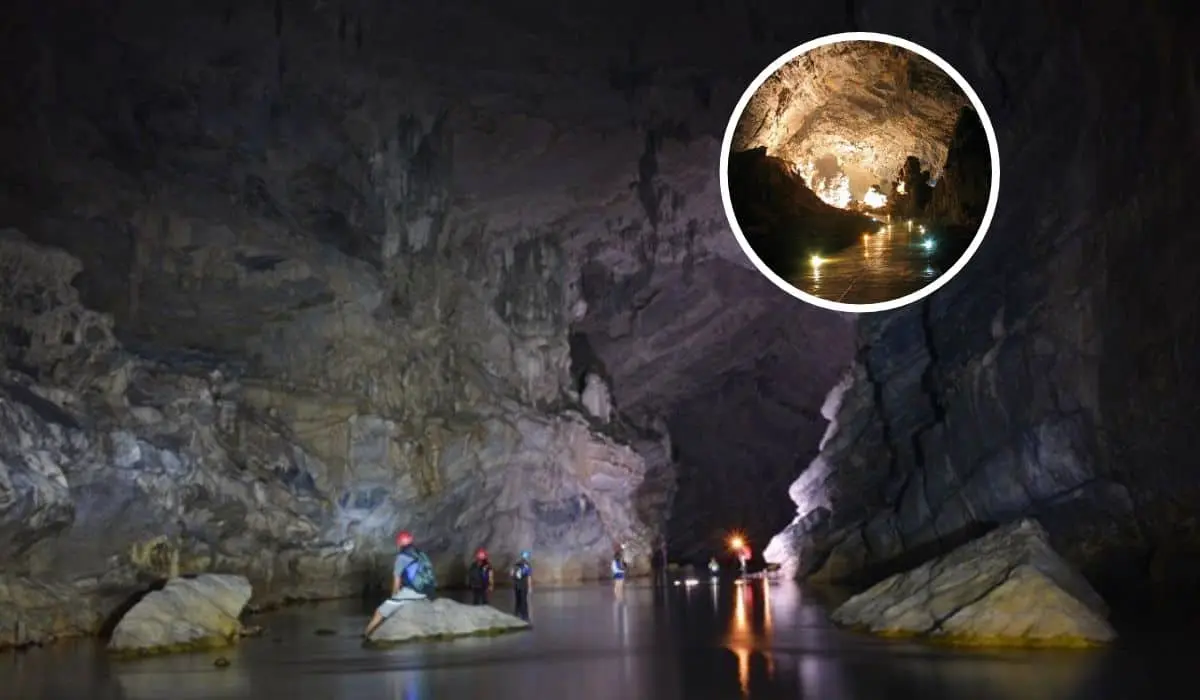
[{"xmin": 467, "ymin": 561, "xmax": 491, "ymax": 588}]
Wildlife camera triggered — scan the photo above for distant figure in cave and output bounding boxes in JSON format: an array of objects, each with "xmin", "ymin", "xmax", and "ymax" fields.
[
  {"xmin": 466, "ymin": 547, "xmax": 494, "ymax": 605},
  {"xmin": 612, "ymin": 544, "xmax": 628, "ymax": 602},
  {"xmin": 511, "ymin": 550, "xmax": 534, "ymax": 621},
  {"xmin": 363, "ymin": 530, "xmax": 438, "ymax": 637}
]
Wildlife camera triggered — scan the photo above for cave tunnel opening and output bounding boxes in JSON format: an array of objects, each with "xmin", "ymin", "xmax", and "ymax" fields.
[{"xmin": 572, "ymin": 258, "xmax": 857, "ymax": 566}]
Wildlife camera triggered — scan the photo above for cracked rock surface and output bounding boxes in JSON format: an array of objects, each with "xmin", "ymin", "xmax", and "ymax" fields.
[
  {"xmin": 830, "ymin": 519, "xmax": 1116, "ymax": 647},
  {"xmin": 108, "ymin": 574, "xmax": 252, "ymax": 654}
]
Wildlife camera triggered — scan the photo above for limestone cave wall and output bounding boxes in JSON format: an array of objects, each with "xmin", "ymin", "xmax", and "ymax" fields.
[{"xmin": 767, "ymin": 1, "xmax": 1200, "ymax": 603}]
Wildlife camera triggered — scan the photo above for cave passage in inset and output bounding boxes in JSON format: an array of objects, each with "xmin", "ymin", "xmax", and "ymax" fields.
[{"xmin": 726, "ymin": 40, "xmax": 993, "ymax": 305}]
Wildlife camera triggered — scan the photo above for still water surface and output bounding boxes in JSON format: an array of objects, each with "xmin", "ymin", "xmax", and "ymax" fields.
[
  {"xmin": 792, "ymin": 221, "xmax": 969, "ymax": 305},
  {"xmin": 4, "ymin": 580, "xmax": 1194, "ymax": 699}
]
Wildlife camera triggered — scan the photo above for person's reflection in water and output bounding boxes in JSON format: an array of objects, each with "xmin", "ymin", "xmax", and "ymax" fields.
[{"xmin": 385, "ymin": 671, "xmax": 430, "ymax": 700}]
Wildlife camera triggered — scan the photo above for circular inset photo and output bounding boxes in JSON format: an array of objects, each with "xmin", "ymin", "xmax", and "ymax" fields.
[{"xmin": 719, "ymin": 33, "xmax": 1000, "ymax": 312}]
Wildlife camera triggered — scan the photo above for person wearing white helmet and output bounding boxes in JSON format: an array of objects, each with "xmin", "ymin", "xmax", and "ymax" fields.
[{"xmin": 612, "ymin": 543, "xmax": 628, "ymax": 602}]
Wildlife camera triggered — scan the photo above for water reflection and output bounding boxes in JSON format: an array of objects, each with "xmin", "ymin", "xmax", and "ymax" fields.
[
  {"xmin": 2, "ymin": 584, "xmax": 1187, "ymax": 700},
  {"xmin": 790, "ymin": 220, "xmax": 970, "ymax": 304}
]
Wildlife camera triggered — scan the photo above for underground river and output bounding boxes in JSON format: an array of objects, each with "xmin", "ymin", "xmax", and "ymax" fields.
[{"xmin": 5, "ymin": 580, "xmax": 1196, "ymax": 700}]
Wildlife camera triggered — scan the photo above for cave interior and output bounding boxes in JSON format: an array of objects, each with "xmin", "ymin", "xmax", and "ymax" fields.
[{"xmin": 0, "ymin": 0, "xmax": 1199, "ymax": 650}]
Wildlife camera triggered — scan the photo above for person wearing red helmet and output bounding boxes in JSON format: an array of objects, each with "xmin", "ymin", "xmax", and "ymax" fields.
[
  {"xmin": 363, "ymin": 530, "xmax": 438, "ymax": 637},
  {"xmin": 466, "ymin": 547, "xmax": 494, "ymax": 605}
]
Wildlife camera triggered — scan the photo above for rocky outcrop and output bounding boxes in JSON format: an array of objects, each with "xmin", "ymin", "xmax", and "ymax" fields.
[
  {"xmin": 768, "ymin": 0, "xmax": 1199, "ymax": 602},
  {"xmin": 889, "ymin": 156, "xmax": 934, "ymax": 219},
  {"xmin": 831, "ymin": 519, "xmax": 1116, "ymax": 647},
  {"xmin": 0, "ymin": 0, "xmax": 867, "ymax": 590},
  {"xmin": 0, "ymin": 230, "xmax": 659, "ymax": 647},
  {"xmin": 733, "ymin": 41, "xmax": 969, "ymax": 197},
  {"xmin": 108, "ymin": 574, "xmax": 253, "ymax": 655},
  {"xmin": 727, "ymin": 147, "xmax": 880, "ymax": 274},
  {"xmin": 928, "ymin": 107, "xmax": 991, "ymax": 227},
  {"xmin": 365, "ymin": 598, "xmax": 530, "ymax": 646}
]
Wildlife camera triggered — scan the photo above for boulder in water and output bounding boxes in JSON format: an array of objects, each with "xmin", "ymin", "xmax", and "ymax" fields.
[
  {"xmin": 830, "ymin": 519, "xmax": 1117, "ymax": 648},
  {"xmin": 365, "ymin": 598, "xmax": 530, "ymax": 646},
  {"xmin": 108, "ymin": 574, "xmax": 253, "ymax": 656}
]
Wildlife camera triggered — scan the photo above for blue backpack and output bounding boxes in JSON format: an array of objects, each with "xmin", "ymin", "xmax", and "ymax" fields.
[{"xmin": 400, "ymin": 547, "xmax": 438, "ymax": 596}]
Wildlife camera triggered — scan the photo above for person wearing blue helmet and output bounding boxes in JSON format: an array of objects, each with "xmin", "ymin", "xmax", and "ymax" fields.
[{"xmin": 510, "ymin": 550, "xmax": 533, "ymax": 621}]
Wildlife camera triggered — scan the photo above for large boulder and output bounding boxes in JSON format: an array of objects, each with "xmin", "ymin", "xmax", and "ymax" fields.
[
  {"xmin": 108, "ymin": 574, "xmax": 253, "ymax": 656},
  {"xmin": 365, "ymin": 598, "xmax": 530, "ymax": 646},
  {"xmin": 830, "ymin": 519, "xmax": 1117, "ymax": 648}
]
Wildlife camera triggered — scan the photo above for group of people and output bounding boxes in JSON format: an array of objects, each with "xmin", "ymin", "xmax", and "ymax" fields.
[
  {"xmin": 364, "ymin": 533, "xmax": 635, "ymax": 635},
  {"xmin": 363, "ymin": 530, "xmax": 536, "ymax": 637}
]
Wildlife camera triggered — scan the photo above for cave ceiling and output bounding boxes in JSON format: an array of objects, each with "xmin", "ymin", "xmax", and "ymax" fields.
[{"xmin": 732, "ymin": 41, "xmax": 970, "ymax": 191}]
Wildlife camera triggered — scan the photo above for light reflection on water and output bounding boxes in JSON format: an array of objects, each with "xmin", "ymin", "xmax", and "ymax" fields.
[
  {"xmin": 2, "ymin": 582, "xmax": 1193, "ymax": 700},
  {"xmin": 791, "ymin": 221, "xmax": 959, "ymax": 304}
]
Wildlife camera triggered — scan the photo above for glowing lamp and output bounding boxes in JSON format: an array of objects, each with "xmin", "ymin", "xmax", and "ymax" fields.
[
  {"xmin": 728, "ymin": 535, "xmax": 745, "ymax": 551},
  {"xmin": 810, "ymin": 255, "xmax": 824, "ymax": 268}
]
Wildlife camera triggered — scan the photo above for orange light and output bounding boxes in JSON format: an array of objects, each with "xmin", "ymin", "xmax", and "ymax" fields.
[{"xmin": 728, "ymin": 535, "xmax": 745, "ymax": 551}]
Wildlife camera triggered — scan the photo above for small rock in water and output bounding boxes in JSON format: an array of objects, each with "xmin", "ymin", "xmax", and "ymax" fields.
[
  {"xmin": 108, "ymin": 574, "xmax": 254, "ymax": 656},
  {"xmin": 366, "ymin": 598, "xmax": 530, "ymax": 646},
  {"xmin": 314, "ymin": 628, "xmax": 337, "ymax": 636},
  {"xmin": 213, "ymin": 656, "xmax": 230, "ymax": 668}
]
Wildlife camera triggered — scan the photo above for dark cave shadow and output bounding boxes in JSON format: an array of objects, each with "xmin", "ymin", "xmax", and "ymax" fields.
[
  {"xmin": 833, "ymin": 520, "xmax": 997, "ymax": 590},
  {"xmin": 97, "ymin": 577, "xmax": 170, "ymax": 639}
]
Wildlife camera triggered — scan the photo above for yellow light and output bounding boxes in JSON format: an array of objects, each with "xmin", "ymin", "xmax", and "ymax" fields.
[
  {"xmin": 729, "ymin": 535, "xmax": 744, "ymax": 551},
  {"xmin": 810, "ymin": 255, "xmax": 824, "ymax": 268}
]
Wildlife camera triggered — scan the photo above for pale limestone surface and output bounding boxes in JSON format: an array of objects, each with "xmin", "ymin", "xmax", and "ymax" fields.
[
  {"xmin": 367, "ymin": 598, "xmax": 530, "ymax": 645},
  {"xmin": 830, "ymin": 519, "xmax": 1117, "ymax": 647},
  {"xmin": 108, "ymin": 574, "xmax": 253, "ymax": 654}
]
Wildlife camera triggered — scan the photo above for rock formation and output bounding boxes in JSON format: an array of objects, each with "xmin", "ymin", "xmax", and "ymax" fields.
[
  {"xmin": 889, "ymin": 156, "xmax": 934, "ymax": 219},
  {"xmin": 830, "ymin": 519, "xmax": 1117, "ymax": 647},
  {"xmin": 365, "ymin": 598, "xmax": 530, "ymax": 646},
  {"xmin": 0, "ymin": 0, "xmax": 1195, "ymax": 650},
  {"xmin": 732, "ymin": 41, "xmax": 969, "ymax": 198},
  {"xmin": 727, "ymin": 147, "xmax": 879, "ymax": 265},
  {"xmin": 929, "ymin": 107, "xmax": 992, "ymax": 227},
  {"xmin": 108, "ymin": 574, "xmax": 253, "ymax": 655},
  {"xmin": 765, "ymin": 0, "xmax": 1200, "ymax": 604}
]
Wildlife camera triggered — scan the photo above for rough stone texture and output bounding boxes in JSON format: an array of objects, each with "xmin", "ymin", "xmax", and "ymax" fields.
[
  {"xmin": 1, "ymin": 0, "xmax": 1194, "ymax": 649},
  {"xmin": 831, "ymin": 519, "xmax": 1116, "ymax": 647},
  {"xmin": 928, "ymin": 108, "xmax": 992, "ymax": 226},
  {"xmin": 0, "ymin": 2, "xmax": 863, "ymax": 602},
  {"xmin": 768, "ymin": 1, "xmax": 1200, "ymax": 605},
  {"xmin": 108, "ymin": 574, "xmax": 253, "ymax": 654},
  {"xmin": 366, "ymin": 598, "xmax": 530, "ymax": 645},
  {"xmin": 726, "ymin": 147, "xmax": 880, "ymax": 263},
  {"xmin": 0, "ymin": 231, "xmax": 658, "ymax": 647},
  {"xmin": 733, "ymin": 41, "xmax": 969, "ymax": 197}
]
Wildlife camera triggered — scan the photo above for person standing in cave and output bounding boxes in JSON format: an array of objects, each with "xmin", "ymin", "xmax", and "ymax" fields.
[
  {"xmin": 363, "ymin": 530, "xmax": 438, "ymax": 637},
  {"xmin": 466, "ymin": 547, "xmax": 494, "ymax": 605},
  {"xmin": 511, "ymin": 550, "xmax": 533, "ymax": 621},
  {"xmin": 612, "ymin": 544, "xmax": 628, "ymax": 602}
]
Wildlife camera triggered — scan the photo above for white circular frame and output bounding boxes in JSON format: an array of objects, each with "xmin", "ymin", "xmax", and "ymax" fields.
[{"xmin": 718, "ymin": 31, "xmax": 1002, "ymax": 314}]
